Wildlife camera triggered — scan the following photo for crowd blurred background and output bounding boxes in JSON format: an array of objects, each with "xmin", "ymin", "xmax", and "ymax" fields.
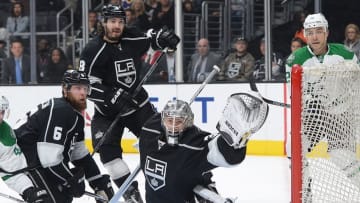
[{"xmin": 0, "ymin": 0, "xmax": 359, "ymax": 85}]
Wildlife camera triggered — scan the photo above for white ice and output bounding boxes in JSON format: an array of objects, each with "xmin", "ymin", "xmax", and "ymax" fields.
[{"xmin": 0, "ymin": 154, "xmax": 291, "ymax": 203}]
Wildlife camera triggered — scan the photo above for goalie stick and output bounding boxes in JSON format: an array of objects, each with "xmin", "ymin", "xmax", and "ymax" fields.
[
  {"xmin": 249, "ymin": 78, "xmax": 290, "ymax": 108},
  {"xmin": 91, "ymin": 49, "xmax": 168, "ymax": 156},
  {"xmin": 109, "ymin": 65, "xmax": 221, "ymax": 203}
]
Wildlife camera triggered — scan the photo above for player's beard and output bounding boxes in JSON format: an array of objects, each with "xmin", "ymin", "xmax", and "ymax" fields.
[
  {"xmin": 66, "ymin": 94, "xmax": 87, "ymax": 112},
  {"xmin": 104, "ymin": 26, "xmax": 121, "ymax": 42}
]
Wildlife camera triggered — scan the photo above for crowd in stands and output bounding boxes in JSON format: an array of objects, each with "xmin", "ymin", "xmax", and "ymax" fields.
[{"xmin": 0, "ymin": 1, "xmax": 360, "ymax": 85}]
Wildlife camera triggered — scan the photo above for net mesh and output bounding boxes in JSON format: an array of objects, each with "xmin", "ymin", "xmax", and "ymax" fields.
[{"xmin": 300, "ymin": 61, "xmax": 360, "ymax": 203}]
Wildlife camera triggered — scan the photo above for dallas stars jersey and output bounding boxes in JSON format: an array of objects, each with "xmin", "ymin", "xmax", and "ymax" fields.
[
  {"xmin": 286, "ymin": 43, "xmax": 358, "ymax": 83},
  {"xmin": 139, "ymin": 113, "xmax": 246, "ymax": 203},
  {"xmin": 0, "ymin": 121, "xmax": 33, "ymax": 194}
]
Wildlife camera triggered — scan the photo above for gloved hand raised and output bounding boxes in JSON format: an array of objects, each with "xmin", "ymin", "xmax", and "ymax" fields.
[
  {"xmin": 65, "ymin": 167, "xmax": 86, "ymax": 198},
  {"xmin": 157, "ymin": 26, "xmax": 180, "ymax": 50},
  {"xmin": 216, "ymin": 92, "xmax": 268, "ymax": 149},
  {"xmin": 89, "ymin": 174, "xmax": 114, "ymax": 203},
  {"xmin": 22, "ymin": 187, "xmax": 51, "ymax": 203}
]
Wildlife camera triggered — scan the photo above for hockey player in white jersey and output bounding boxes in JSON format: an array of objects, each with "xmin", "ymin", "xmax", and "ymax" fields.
[
  {"xmin": 138, "ymin": 92, "xmax": 268, "ymax": 202},
  {"xmin": 0, "ymin": 96, "xmax": 50, "ymax": 202}
]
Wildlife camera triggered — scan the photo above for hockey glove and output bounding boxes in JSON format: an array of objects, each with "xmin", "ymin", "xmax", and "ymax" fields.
[
  {"xmin": 22, "ymin": 187, "xmax": 51, "ymax": 203},
  {"xmin": 89, "ymin": 174, "xmax": 114, "ymax": 203},
  {"xmin": 65, "ymin": 167, "xmax": 86, "ymax": 198},
  {"xmin": 148, "ymin": 26, "xmax": 180, "ymax": 50},
  {"xmin": 216, "ymin": 92, "xmax": 268, "ymax": 149},
  {"xmin": 106, "ymin": 87, "xmax": 139, "ymax": 115}
]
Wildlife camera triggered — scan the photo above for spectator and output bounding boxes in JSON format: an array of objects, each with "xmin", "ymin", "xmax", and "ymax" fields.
[
  {"xmin": 40, "ymin": 48, "xmax": 72, "ymax": 83},
  {"xmin": 183, "ymin": 0, "xmax": 196, "ymax": 14},
  {"xmin": 151, "ymin": 0, "xmax": 174, "ymax": 29},
  {"xmin": 293, "ymin": 11, "xmax": 308, "ymax": 44},
  {"xmin": 36, "ymin": 38, "xmax": 51, "ymax": 83},
  {"xmin": 144, "ymin": 0, "xmax": 159, "ymax": 22},
  {"xmin": 344, "ymin": 23, "xmax": 360, "ymax": 59},
  {"xmin": 6, "ymin": 2, "xmax": 29, "ymax": 40},
  {"xmin": 186, "ymin": 38, "xmax": 222, "ymax": 82},
  {"xmin": 290, "ymin": 37, "xmax": 306, "ymax": 54},
  {"xmin": 131, "ymin": 0, "xmax": 151, "ymax": 31},
  {"xmin": 1, "ymin": 39, "xmax": 30, "ymax": 84},
  {"xmin": 217, "ymin": 37, "xmax": 255, "ymax": 82},
  {"xmin": 76, "ymin": 10, "xmax": 99, "ymax": 39},
  {"xmin": 145, "ymin": 50, "xmax": 176, "ymax": 83},
  {"xmin": 125, "ymin": 8, "xmax": 138, "ymax": 28},
  {"xmin": 253, "ymin": 38, "xmax": 285, "ymax": 82}
]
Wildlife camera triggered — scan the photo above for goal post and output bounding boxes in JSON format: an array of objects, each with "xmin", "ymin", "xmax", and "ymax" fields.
[{"xmin": 291, "ymin": 61, "xmax": 360, "ymax": 203}]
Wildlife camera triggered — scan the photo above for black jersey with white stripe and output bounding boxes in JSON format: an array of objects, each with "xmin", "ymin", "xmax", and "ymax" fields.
[
  {"xmin": 14, "ymin": 97, "xmax": 97, "ymax": 186},
  {"xmin": 139, "ymin": 113, "xmax": 246, "ymax": 203},
  {"xmin": 79, "ymin": 28, "xmax": 154, "ymax": 115}
]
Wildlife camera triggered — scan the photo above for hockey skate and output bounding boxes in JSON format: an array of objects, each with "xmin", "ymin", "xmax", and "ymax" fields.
[{"xmin": 123, "ymin": 181, "xmax": 143, "ymax": 203}]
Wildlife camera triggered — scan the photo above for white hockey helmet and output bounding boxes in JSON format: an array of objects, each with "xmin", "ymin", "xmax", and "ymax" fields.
[
  {"xmin": 161, "ymin": 100, "xmax": 194, "ymax": 146},
  {"xmin": 303, "ymin": 13, "xmax": 328, "ymax": 30},
  {"xmin": 0, "ymin": 96, "xmax": 10, "ymax": 120}
]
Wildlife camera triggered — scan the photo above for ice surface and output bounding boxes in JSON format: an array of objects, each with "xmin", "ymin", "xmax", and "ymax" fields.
[{"xmin": 0, "ymin": 154, "xmax": 291, "ymax": 203}]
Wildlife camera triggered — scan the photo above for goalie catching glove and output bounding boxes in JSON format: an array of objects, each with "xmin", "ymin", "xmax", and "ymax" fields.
[{"xmin": 217, "ymin": 92, "xmax": 269, "ymax": 149}]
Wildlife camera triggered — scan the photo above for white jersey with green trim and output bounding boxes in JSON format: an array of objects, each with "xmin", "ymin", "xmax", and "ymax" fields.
[
  {"xmin": 0, "ymin": 121, "xmax": 33, "ymax": 194},
  {"xmin": 286, "ymin": 43, "xmax": 358, "ymax": 83}
]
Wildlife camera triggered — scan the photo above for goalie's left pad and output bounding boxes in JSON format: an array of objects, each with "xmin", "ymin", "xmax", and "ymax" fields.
[{"xmin": 217, "ymin": 92, "xmax": 269, "ymax": 148}]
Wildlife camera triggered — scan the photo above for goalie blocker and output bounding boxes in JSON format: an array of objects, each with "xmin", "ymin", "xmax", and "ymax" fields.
[{"xmin": 217, "ymin": 92, "xmax": 269, "ymax": 149}]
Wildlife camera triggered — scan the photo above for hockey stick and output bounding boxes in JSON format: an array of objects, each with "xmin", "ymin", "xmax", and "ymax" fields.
[
  {"xmin": 249, "ymin": 77, "xmax": 290, "ymax": 108},
  {"xmin": 189, "ymin": 65, "xmax": 220, "ymax": 105},
  {"xmin": 84, "ymin": 191, "xmax": 108, "ymax": 202},
  {"xmin": 109, "ymin": 65, "xmax": 220, "ymax": 203},
  {"xmin": 0, "ymin": 192, "xmax": 25, "ymax": 203},
  {"xmin": 91, "ymin": 49, "xmax": 168, "ymax": 156},
  {"xmin": 193, "ymin": 185, "xmax": 235, "ymax": 203}
]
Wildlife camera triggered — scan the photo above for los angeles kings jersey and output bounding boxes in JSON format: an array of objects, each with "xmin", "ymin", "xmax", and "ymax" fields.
[
  {"xmin": 14, "ymin": 97, "xmax": 90, "ymax": 185},
  {"xmin": 79, "ymin": 28, "xmax": 155, "ymax": 116},
  {"xmin": 139, "ymin": 114, "xmax": 246, "ymax": 203}
]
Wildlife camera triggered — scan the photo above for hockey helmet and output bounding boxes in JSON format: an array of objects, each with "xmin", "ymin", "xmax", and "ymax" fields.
[
  {"xmin": 0, "ymin": 96, "xmax": 10, "ymax": 120},
  {"xmin": 161, "ymin": 100, "xmax": 194, "ymax": 146},
  {"xmin": 102, "ymin": 4, "xmax": 126, "ymax": 22},
  {"xmin": 303, "ymin": 13, "xmax": 328, "ymax": 30},
  {"xmin": 62, "ymin": 69, "xmax": 90, "ymax": 92}
]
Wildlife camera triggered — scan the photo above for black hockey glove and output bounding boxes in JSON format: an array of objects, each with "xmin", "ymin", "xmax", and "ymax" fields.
[
  {"xmin": 156, "ymin": 26, "xmax": 180, "ymax": 50},
  {"xmin": 22, "ymin": 187, "xmax": 51, "ymax": 203},
  {"xmin": 106, "ymin": 88, "xmax": 139, "ymax": 115},
  {"xmin": 89, "ymin": 174, "xmax": 114, "ymax": 203},
  {"xmin": 65, "ymin": 167, "xmax": 86, "ymax": 198}
]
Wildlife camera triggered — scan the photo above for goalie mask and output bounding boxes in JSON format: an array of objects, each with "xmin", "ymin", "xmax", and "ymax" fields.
[
  {"xmin": 161, "ymin": 100, "xmax": 194, "ymax": 146},
  {"xmin": 0, "ymin": 96, "xmax": 10, "ymax": 122}
]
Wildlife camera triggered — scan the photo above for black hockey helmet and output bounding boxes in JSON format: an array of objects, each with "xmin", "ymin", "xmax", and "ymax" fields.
[
  {"xmin": 102, "ymin": 4, "xmax": 126, "ymax": 22},
  {"xmin": 62, "ymin": 69, "xmax": 89, "ymax": 89}
]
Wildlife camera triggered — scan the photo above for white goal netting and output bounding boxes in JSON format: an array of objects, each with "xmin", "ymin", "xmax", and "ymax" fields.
[{"xmin": 295, "ymin": 61, "xmax": 360, "ymax": 203}]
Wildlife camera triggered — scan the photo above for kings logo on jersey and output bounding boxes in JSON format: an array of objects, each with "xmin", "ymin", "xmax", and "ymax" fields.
[
  {"xmin": 144, "ymin": 156, "xmax": 167, "ymax": 191},
  {"xmin": 227, "ymin": 62, "xmax": 243, "ymax": 78},
  {"xmin": 114, "ymin": 59, "xmax": 136, "ymax": 88}
]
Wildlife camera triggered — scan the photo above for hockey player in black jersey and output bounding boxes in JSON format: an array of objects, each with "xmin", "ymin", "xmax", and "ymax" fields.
[
  {"xmin": 78, "ymin": 3, "xmax": 180, "ymax": 202},
  {"xmin": 14, "ymin": 70, "xmax": 114, "ymax": 203},
  {"xmin": 139, "ymin": 93, "xmax": 268, "ymax": 202}
]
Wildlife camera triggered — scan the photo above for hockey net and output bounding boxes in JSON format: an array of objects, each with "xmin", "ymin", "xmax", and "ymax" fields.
[{"xmin": 291, "ymin": 61, "xmax": 360, "ymax": 203}]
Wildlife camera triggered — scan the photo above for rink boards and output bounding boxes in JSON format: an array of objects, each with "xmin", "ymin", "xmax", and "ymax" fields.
[{"xmin": 1, "ymin": 83, "xmax": 290, "ymax": 156}]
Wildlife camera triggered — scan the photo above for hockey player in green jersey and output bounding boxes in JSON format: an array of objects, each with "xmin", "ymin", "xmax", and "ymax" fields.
[
  {"xmin": 0, "ymin": 96, "xmax": 50, "ymax": 202},
  {"xmin": 286, "ymin": 13, "xmax": 358, "ymax": 82}
]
